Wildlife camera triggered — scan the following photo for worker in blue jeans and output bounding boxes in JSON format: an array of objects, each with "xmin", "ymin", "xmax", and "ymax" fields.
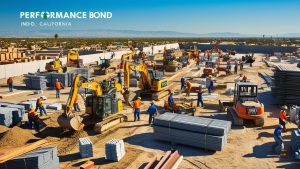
[
  {"xmin": 272, "ymin": 124, "xmax": 284, "ymax": 154},
  {"xmin": 28, "ymin": 108, "xmax": 40, "ymax": 132},
  {"xmin": 196, "ymin": 88, "xmax": 204, "ymax": 107},
  {"xmin": 147, "ymin": 101, "xmax": 158, "ymax": 125},
  {"xmin": 180, "ymin": 77, "xmax": 186, "ymax": 91},
  {"xmin": 208, "ymin": 79, "xmax": 214, "ymax": 94},
  {"xmin": 132, "ymin": 97, "xmax": 142, "ymax": 121}
]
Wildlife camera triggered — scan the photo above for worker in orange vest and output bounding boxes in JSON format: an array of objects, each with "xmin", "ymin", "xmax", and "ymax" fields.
[
  {"xmin": 27, "ymin": 107, "xmax": 40, "ymax": 132},
  {"xmin": 54, "ymin": 79, "xmax": 64, "ymax": 98},
  {"xmin": 186, "ymin": 80, "xmax": 192, "ymax": 96},
  {"xmin": 132, "ymin": 97, "xmax": 143, "ymax": 121},
  {"xmin": 7, "ymin": 77, "xmax": 13, "ymax": 92},
  {"xmin": 36, "ymin": 97, "xmax": 47, "ymax": 116},
  {"xmin": 73, "ymin": 94, "xmax": 81, "ymax": 112},
  {"xmin": 279, "ymin": 105, "xmax": 288, "ymax": 132}
]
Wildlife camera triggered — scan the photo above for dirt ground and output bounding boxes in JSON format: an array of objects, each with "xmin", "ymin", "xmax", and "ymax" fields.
[{"xmin": 0, "ymin": 54, "xmax": 300, "ymax": 169}]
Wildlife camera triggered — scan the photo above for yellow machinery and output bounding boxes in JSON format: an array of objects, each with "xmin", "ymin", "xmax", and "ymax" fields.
[
  {"xmin": 57, "ymin": 74, "xmax": 126, "ymax": 132},
  {"xmin": 121, "ymin": 47, "xmax": 136, "ymax": 62},
  {"xmin": 163, "ymin": 47, "xmax": 183, "ymax": 72},
  {"xmin": 45, "ymin": 59, "xmax": 63, "ymax": 73},
  {"xmin": 186, "ymin": 45, "xmax": 200, "ymax": 60},
  {"xmin": 67, "ymin": 50, "xmax": 83, "ymax": 68}
]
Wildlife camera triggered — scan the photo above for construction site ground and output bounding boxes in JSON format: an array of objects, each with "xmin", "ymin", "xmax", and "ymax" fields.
[{"xmin": 0, "ymin": 54, "xmax": 300, "ymax": 169}]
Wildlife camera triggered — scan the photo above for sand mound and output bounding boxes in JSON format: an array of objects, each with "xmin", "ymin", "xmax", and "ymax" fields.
[
  {"xmin": 0, "ymin": 126, "xmax": 38, "ymax": 147},
  {"xmin": 0, "ymin": 125, "xmax": 9, "ymax": 134}
]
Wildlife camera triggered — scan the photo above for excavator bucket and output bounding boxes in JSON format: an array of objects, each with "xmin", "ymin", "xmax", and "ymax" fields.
[{"xmin": 57, "ymin": 115, "xmax": 84, "ymax": 131}]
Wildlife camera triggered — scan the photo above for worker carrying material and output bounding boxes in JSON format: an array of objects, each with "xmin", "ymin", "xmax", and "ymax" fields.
[
  {"xmin": 147, "ymin": 100, "xmax": 158, "ymax": 125},
  {"xmin": 7, "ymin": 77, "xmax": 13, "ymax": 92},
  {"xmin": 133, "ymin": 97, "xmax": 142, "ymax": 121},
  {"xmin": 186, "ymin": 80, "xmax": 192, "ymax": 96},
  {"xmin": 55, "ymin": 79, "xmax": 64, "ymax": 98},
  {"xmin": 27, "ymin": 107, "xmax": 40, "ymax": 132},
  {"xmin": 272, "ymin": 124, "xmax": 284, "ymax": 154},
  {"xmin": 36, "ymin": 97, "xmax": 47, "ymax": 116},
  {"xmin": 279, "ymin": 105, "xmax": 288, "ymax": 132}
]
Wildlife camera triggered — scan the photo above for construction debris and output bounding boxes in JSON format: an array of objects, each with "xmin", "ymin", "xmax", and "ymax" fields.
[
  {"xmin": 79, "ymin": 137, "xmax": 93, "ymax": 158},
  {"xmin": 144, "ymin": 150, "xmax": 183, "ymax": 169},
  {"xmin": 272, "ymin": 65, "xmax": 300, "ymax": 104},
  {"xmin": 105, "ymin": 139, "xmax": 126, "ymax": 161},
  {"xmin": 153, "ymin": 113, "xmax": 231, "ymax": 151}
]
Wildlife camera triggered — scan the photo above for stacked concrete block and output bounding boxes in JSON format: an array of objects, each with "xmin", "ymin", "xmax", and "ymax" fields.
[
  {"xmin": 79, "ymin": 137, "xmax": 93, "ymax": 158},
  {"xmin": 153, "ymin": 113, "xmax": 231, "ymax": 151},
  {"xmin": 0, "ymin": 147, "xmax": 59, "ymax": 169},
  {"xmin": 0, "ymin": 109, "xmax": 13, "ymax": 127},
  {"xmin": 48, "ymin": 73, "xmax": 69, "ymax": 87},
  {"xmin": 105, "ymin": 139, "xmax": 126, "ymax": 161},
  {"xmin": 291, "ymin": 129, "xmax": 300, "ymax": 151},
  {"xmin": 67, "ymin": 68, "xmax": 90, "ymax": 86},
  {"xmin": 46, "ymin": 103, "xmax": 62, "ymax": 110},
  {"xmin": 19, "ymin": 101, "xmax": 36, "ymax": 110},
  {"xmin": 24, "ymin": 75, "xmax": 48, "ymax": 90},
  {"xmin": 0, "ymin": 102, "xmax": 25, "ymax": 126}
]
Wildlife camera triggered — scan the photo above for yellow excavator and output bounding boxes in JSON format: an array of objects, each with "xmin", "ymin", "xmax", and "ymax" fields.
[
  {"xmin": 67, "ymin": 50, "xmax": 83, "ymax": 68},
  {"xmin": 57, "ymin": 74, "xmax": 127, "ymax": 132},
  {"xmin": 45, "ymin": 59, "xmax": 64, "ymax": 73},
  {"xmin": 124, "ymin": 61, "xmax": 170, "ymax": 101}
]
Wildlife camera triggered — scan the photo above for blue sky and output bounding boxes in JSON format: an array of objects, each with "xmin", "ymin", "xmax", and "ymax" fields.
[{"xmin": 0, "ymin": 0, "xmax": 299, "ymax": 35}]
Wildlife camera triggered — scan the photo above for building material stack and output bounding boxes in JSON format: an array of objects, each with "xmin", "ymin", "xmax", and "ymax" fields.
[
  {"xmin": 272, "ymin": 65, "xmax": 300, "ymax": 105},
  {"xmin": 24, "ymin": 75, "xmax": 48, "ymax": 90},
  {"xmin": 153, "ymin": 113, "xmax": 231, "ymax": 151},
  {"xmin": 292, "ymin": 129, "xmax": 300, "ymax": 159},
  {"xmin": 0, "ymin": 102, "xmax": 25, "ymax": 126},
  {"xmin": 105, "ymin": 139, "xmax": 126, "ymax": 161},
  {"xmin": 79, "ymin": 137, "xmax": 93, "ymax": 158},
  {"xmin": 67, "ymin": 68, "xmax": 90, "ymax": 86},
  {"xmin": 0, "ymin": 147, "xmax": 59, "ymax": 169}
]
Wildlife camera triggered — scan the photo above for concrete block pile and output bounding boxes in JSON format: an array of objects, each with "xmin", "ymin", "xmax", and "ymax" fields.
[
  {"xmin": 105, "ymin": 139, "xmax": 126, "ymax": 161},
  {"xmin": 0, "ymin": 147, "xmax": 59, "ymax": 169},
  {"xmin": 46, "ymin": 103, "xmax": 62, "ymax": 110},
  {"xmin": 24, "ymin": 75, "xmax": 48, "ymax": 90},
  {"xmin": 272, "ymin": 65, "xmax": 300, "ymax": 105},
  {"xmin": 0, "ymin": 102, "xmax": 25, "ymax": 126},
  {"xmin": 292, "ymin": 129, "xmax": 300, "ymax": 151},
  {"xmin": 153, "ymin": 113, "xmax": 231, "ymax": 151},
  {"xmin": 79, "ymin": 137, "xmax": 93, "ymax": 158}
]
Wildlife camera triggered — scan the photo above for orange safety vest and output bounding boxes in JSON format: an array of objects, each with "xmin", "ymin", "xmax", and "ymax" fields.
[
  {"xmin": 186, "ymin": 81, "xmax": 191, "ymax": 89},
  {"xmin": 279, "ymin": 110, "xmax": 286, "ymax": 121},
  {"xmin": 37, "ymin": 98, "xmax": 43, "ymax": 106},
  {"xmin": 28, "ymin": 111, "xmax": 38, "ymax": 118},
  {"xmin": 7, "ymin": 78, "xmax": 13, "ymax": 84},
  {"xmin": 133, "ymin": 100, "xmax": 141, "ymax": 109},
  {"xmin": 55, "ymin": 82, "xmax": 62, "ymax": 90}
]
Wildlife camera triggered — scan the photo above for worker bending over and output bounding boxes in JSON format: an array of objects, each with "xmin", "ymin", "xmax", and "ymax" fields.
[
  {"xmin": 36, "ymin": 97, "xmax": 47, "ymax": 116},
  {"xmin": 186, "ymin": 80, "xmax": 192, "ymax": 96},
  {"xmin": 147, "ymin": 100, "xmax": 158, "ymax": 125},
  {"xmin": 133, "ymin": 97, "xmax": 143, "ymax": 121},
  {"xmin": 28, "ymin": 107, "xmax": 40, "ymax": 132},
  {"xmin": 279, "ymin": 105, "xmax": 288, "ymax": 132},
  {"xmin": 272, "ymin": 124, "xmax": 284, "ymax": 154},
  {"xmin": 7, "ymin": 77, "xmax": 13, "ymax": 92},
  {"xmin": 55, "ymin": 79, "xmax": 64, "ymax": 98}
]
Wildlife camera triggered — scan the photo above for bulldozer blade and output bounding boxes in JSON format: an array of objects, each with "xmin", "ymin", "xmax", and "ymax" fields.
[
  {"xmin": 227, "ymin": 107, "xmax": 243, "ymax": 126},
  {"xmin": 57, "ymin": 115, "xmax": 84, "ymax": 131},
  {"xmin": 94, "ymin": 114, "xmax": 127, "ymax": 134}
]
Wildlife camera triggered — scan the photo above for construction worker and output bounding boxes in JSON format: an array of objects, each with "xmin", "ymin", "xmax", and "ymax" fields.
[
  {"xmin": 208, "ymin": 77, "xmax": 214, "ymax": 94},
  {"xmin": 117, "ymin": 70, "xmax": 122, "ymax": 84},
  {"xmin": 7, "ymin": 77, "xmax": 13, "ymax": 92},
  {"xmin": 242, "ymin": 75, "xmax": 247, "ymax": 82},
  {"xmin": 54, "ymin": 79, "xmax": 64, "ymax": 98},
  {"xmin": 180, "ymin": 77, "xmax": 186, "ymax": 91},
  {"xmin": 234, "ymin": 61, "xmax": 238, "ymax": 74},
  {"xmin": 36, "ymin": 97, "xmax": 47, "ymax": 116},
  {"xmin": 102, "ymin": 80, "xmax": 109, "ymax": 93},
  {"xmin": 73, "ymin": 94, "xmax": 81, "ymax": 112},
  {"xmin": 132, "ymin": 97, "xmax": 142, "ymax": 121},
  {"xmin": 226, "ymin": 61, "xmax": 231, "ymax": 75},
  {"xmin": 239, "ymin": 61, "xmax": 244, "ymax": 70},
  {"xmin": 147, "ymin": 100, "xmax": 158, "ymax": 125},
  {"xmin": 272, "ymin": 124, "xmax": 284, "ymax": 154},
  {"xmin": 279, "ymin": 105, "xmax": 288, "ymax": 132},
  {"xmin": 27, "ymin": 107, "xmax": 40, "ymax": 132},
  {"xmin": 186, "ymin": 80, "xmax": 192, "ymax": 96},
  {"xmin": 196, "ymin": 87, "xmax": 204, "ymax": 107},
  {"xmin": 168, "ymin": 92, "xmax": 175, "ymax": 106}
]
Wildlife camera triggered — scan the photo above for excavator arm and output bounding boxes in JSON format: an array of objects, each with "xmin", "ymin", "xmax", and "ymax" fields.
[
  {"xmin": 65, "ymin": 74, "xmax": 103, "ymax": 116},
  {"xmin": 123, "ymin": 61, "xmax": 136, "ymax": 89}
]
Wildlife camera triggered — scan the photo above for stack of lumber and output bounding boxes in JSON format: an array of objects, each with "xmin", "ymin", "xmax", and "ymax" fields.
[
  {"xmin": 153, "ymin": 113, "xmax": 231, "ymax": 151},
  {"xmin": 271, "ymin": 65, "xmax": 300, "ymax": 104},
  {"xmin": 24, "ymin": 75, "xmax": 48, "ymax": 90},
  {"xmin": 105, "ymin": 139, "xmax": 125, "ymax": 161},
  {"xmin": 79, "ymin": 137, "xmax": 93, "ymax": 158},
  {"xmin": 144, "ymin": 150, "xmax": 183, "ymax": 169}
]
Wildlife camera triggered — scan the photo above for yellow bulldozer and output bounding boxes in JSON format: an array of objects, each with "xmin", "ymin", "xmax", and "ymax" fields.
[
  {"xmin": 45, "ymin": 59, "xmax": 64, "ymax": 73},
  {"xmin": 57, "ymin": 74, "xmax": 127, "ymax": 132}
]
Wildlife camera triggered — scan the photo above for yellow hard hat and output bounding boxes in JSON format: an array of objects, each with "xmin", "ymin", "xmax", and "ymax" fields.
[
  {"xmin": 30, "ymin": 107, "xmax": 34, "ymax": 111},
  {"xmin": 138, "ymin": 97, "xmax": 141, "ymax": 100},
  {"xmin": 151, "ymin": 100, "xmax": 155, "ymax": 104},
  {"xmin": 282, "ymin": 105, "xmax": 288, "ymax": 110}
]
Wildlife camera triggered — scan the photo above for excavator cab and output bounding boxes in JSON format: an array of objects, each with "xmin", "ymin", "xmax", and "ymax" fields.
[{"xmin": 85, "ymin": 95, "xmax": 122, "ymax": 121}]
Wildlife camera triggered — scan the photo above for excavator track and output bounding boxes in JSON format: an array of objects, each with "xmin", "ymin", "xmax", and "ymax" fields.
[{"xmin": 94, "ymin": 114, "xmax": 128, "ymax": 134}]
